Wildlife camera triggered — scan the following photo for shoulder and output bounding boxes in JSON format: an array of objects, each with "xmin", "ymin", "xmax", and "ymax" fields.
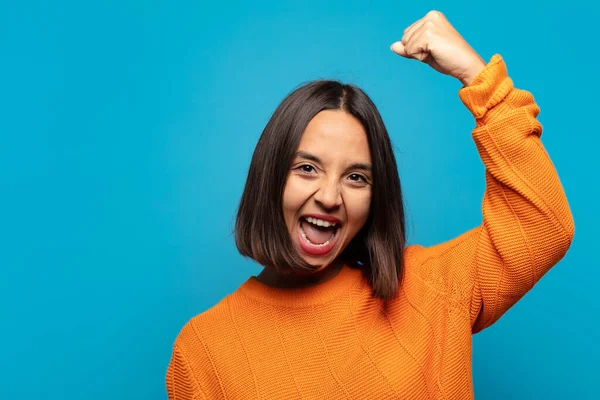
[
  {"xmin": 173, "ymin": 294, "xmax": 237, "ymax": 353},
  {"xmin": 404, "ymin": 227, "xmax": 480, "ymax": 266},
  {"xmin": 168, "ymin": 294, "xmax": 243, "ymax": 396},
  {"xmin": 401, "ymin": 227, "xmax": 481, "ymax": 299}
]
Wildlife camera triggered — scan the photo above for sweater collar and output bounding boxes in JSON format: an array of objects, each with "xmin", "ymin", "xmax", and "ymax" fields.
[{"xmin": 238, "ymin": 263, "xmax": 365, "ymax": 308}]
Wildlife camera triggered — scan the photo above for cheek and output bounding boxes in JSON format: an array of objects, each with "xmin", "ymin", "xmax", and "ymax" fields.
[
  {"xmin": 282, "ymin": 176, "xmax": 312, "ymax": 223},
  {"xmin": 345, "ymin": 190, "xmax": 371, "ymax": 231}
]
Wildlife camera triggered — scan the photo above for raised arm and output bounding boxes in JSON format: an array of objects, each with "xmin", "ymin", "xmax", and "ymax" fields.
[
  {"xmin": 464, "ymin": 55, "xmax": 574, "ymax": 331},
  {"xmin": 412, "ymin": 54, "xmax": 574, "ymax": 332},
  {"xmin": 392, "ymin": 11, "xmax": 574, "ymax": 333}
]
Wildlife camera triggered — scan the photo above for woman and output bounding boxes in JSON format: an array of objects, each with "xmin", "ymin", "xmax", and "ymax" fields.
[{"xmin": 166, "ymin": 10, "xmax": 574, "ymax": 399}]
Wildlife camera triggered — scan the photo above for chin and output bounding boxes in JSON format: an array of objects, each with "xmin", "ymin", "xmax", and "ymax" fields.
[
  {"xmin": 304, "ymin": 258, "xmax": 330, "ymax": 269},
  {"xmin": 297, "ymin": 240, "xmax": 346, "ymax": 272}
]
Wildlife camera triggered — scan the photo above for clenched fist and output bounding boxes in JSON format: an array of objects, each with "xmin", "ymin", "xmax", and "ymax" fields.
[{"xmin": 390, "ymin": 11, "xmax": 486, "ymax": 86}]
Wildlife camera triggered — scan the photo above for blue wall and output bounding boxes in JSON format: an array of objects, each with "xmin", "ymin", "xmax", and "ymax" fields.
[{"xmin": 1, "ymin": 1, "xmax": 596, "ymax": 398}]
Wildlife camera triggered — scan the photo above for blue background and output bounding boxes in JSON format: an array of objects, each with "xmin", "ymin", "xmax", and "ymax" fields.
[{"xmin": 1, "ymin": 0, "xmax": 596, "ymax": 399}]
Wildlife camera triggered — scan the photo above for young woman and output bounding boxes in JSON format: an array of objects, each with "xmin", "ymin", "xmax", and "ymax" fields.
[{"xmin": 167, "ymin": 10, "xmax": 574, "ymax": 399}]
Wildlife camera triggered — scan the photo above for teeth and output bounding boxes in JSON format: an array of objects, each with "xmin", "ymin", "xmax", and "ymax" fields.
[{"xmin": 305, "ymin": 217, "xmax": 336, "ymax": 228}]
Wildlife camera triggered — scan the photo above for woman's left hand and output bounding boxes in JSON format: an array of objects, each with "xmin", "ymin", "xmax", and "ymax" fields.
[{"xmin": 391, "ymin": 10, "xmax": 486, "ymax": 86}]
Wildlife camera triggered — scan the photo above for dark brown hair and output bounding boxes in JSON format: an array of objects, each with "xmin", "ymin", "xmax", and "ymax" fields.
[{"xmin": 234, "ymin": 80, "xmax": 406, "ymax": 302}]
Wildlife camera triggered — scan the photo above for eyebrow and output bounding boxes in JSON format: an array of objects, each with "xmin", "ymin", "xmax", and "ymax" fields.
[{"xmin": 295, "ymin": 151, "xmax": 372, "ymax": 172}]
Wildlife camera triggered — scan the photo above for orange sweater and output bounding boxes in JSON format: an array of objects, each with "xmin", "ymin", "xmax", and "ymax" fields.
[{"xmin": 166, "ymin": 54, "xmax": 574, "ymax": 399}]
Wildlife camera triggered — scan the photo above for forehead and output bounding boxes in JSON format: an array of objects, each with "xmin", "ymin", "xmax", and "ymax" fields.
[{"xmin": 297, "ymin": 110, "xmax": 371, "ymax": 161}]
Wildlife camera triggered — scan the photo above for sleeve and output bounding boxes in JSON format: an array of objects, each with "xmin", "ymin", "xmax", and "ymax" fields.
[
  {"xmin": 166, "ymin": 343, "xmax": 207, "ymax": 400},
  {"xmin": 412, "ymin": 54, "xmax": 575, "ymax": 334}
]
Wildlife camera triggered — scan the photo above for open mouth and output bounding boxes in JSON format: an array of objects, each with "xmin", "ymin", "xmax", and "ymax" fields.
[{"xmin": 297, "ymin": 216, "xmax": 341, "ymax": 256}]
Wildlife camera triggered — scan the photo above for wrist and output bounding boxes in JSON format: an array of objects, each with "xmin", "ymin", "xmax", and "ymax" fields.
[{"xmin": 459, "ymin": 58, "xmax": 486, "ymax": 86}]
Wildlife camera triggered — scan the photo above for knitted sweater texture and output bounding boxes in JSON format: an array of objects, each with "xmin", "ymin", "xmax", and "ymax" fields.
[{"xmin": 166, "ymin": 54, "xmax": 574, "ymax": 399}]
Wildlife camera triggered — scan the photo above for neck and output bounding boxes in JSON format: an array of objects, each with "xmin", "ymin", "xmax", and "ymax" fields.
[{"xmin": 255, "ymin": 259, "xmax": 345, "ymax": 289}]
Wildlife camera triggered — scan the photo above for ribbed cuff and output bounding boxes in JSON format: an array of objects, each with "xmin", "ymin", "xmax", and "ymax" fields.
[{"xmin": 458, "ymin": 54, "xmax": 514, "ymax": 120}]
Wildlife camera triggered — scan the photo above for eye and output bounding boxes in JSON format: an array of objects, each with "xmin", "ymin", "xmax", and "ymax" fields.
[
  {"xmin": 297, "ymin": 164, "xmax": 316, "ymax": 174},
  {"xmin": 348, "ymin": 173, "xmax": 368, "ymax": 183}
]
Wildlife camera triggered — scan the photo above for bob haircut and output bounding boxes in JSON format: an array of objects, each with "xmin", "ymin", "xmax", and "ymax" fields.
[{"xmin": 235, "ymin": 80, "xmax": 406, "ymax": 302}]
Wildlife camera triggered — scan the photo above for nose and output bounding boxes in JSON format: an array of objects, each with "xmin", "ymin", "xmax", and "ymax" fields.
[{"xmin": 313, "ymin": 179, "xmax": 342, "ymax": 210}]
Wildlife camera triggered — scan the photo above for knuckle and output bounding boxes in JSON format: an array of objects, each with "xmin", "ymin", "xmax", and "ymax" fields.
[{"xmin": 427, "ymin": 10, "xmax": 443, "ymax": 19}]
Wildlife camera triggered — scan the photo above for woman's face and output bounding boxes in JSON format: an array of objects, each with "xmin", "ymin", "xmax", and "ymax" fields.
[{"xmin": 282, "ymin": 109, "xmax": 372, "ymax": 270}]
